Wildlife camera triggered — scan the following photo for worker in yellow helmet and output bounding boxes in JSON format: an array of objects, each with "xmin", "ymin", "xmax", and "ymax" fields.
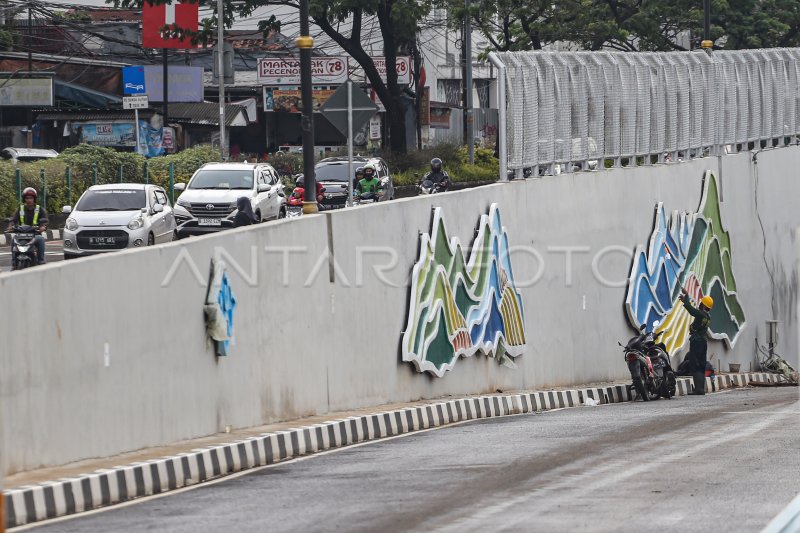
[{"xmin": 680, "ymin": 287, "xmax": 714, "ymax": 395}]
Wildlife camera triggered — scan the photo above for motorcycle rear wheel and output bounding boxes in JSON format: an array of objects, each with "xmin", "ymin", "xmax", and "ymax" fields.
[
  {"xmin": 642, "ymin": 368, "xmax": 661, "ymax": 401},
  {"xmin": 661, "ymin": 371, "xmax": 677, "ymax": 398},
  {"xmin": 632, "ymin": 377, "xmax": 649, "ymax": 401}
]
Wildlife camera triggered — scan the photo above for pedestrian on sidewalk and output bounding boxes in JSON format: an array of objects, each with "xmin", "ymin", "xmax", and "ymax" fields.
[{"xmin": 679, "ymin": 287, "xmax": 714, "ymax": 395}]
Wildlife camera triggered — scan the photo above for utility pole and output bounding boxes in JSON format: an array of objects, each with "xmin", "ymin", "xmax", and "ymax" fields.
[
  {"xmin": 26, "ymin": 5, "xmax": 32, "ymax": 148},
  {"xmin": 464, "ymin": 0, "xmax": 474, "ymax": 164},
  {"xmin": 216, "ymin": 0, "xmax": 227, "ymax": 160},
  {"xmin": 413, "ymin": 40, "xmax": 422, "ymax": 150},
  {"xmin": 297, "ymin": 0, "xmax": 317, "ymax": 214},
  {"xmin": 163, "ymin": 48, "xmax": 169, "ymax": 135}
]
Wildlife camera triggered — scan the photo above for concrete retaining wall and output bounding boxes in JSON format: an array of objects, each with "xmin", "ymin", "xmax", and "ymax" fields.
[{"xmin": 1, "ymin": 147, "xmax": 798, "ymax": 476}]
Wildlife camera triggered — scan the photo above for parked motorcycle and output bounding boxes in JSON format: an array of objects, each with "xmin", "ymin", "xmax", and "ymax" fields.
[
  {"xmin": 11, "ymin": 225, "xmax": 40, "ymax": 270},
  {"xmin": 620, "ymin": 321, "xmax": 676, "ymax": 401}
]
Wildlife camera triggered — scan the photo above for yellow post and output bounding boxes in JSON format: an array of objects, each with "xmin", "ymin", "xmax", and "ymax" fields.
[{"xmin": 1, "ymin": 472, "xmax": 5, "ymax": 533}]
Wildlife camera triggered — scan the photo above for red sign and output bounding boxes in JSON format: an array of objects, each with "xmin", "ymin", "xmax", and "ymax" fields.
[
  {"xmin": 142, "ymin": 1, "xmax": 198, "ymax": 49},
  {"xmin": 420, "ymin": 87, "xmax": 430, "ymax": 126}
]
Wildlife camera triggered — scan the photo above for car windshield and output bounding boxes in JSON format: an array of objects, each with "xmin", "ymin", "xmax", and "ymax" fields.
[
  {"xmin": 76, "ymin": 189, "xmax": 146, "ymax": 211},
  {"xmin": 189, "ymin": 169, "xmax": 254, "ymax": 190},
  {"xmin": 315, "ymin": 163, "xmax": 365, "ymax": 182}
]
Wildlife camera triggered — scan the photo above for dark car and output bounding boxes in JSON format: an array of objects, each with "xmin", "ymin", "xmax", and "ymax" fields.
[{"xmin": 314, "ymin": 157, "xmax": 395, "ymax": 209}]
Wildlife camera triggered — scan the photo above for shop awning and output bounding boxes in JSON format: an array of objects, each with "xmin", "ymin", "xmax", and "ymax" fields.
[
  {"xmin": 54, "ymin": 79, "xmax": 123, "ymax": 108},
  {"xmin": 167, "ymin": 103, "xmax": 249, "ymax": 126}
]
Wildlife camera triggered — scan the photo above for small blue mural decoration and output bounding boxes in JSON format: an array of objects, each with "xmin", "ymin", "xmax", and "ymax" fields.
[{"xmin": 204, "ymin": 258, "xmax": 237, "ymax": 356}]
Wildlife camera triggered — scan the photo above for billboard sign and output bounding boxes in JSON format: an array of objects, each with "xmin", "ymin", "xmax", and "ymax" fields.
[
  {"xmin": 263, "ymin": 87, "xmax": 335, "ymax": 112},
  {"xmin": 0, "ymin": 78, "xmax": 54, "ymax": 106},
  {"xmin": 372, "ymin": 56, "xmax": 411, "ymax": 85},
  {"xmin": 257, "ymin": 56, "xmax": 348, "ymax": 86},
  {"xmin": 143, "ymin": 66, "xmax": 203, "ymax": 102},
  {"xmin": 142, "ymin": 0, "xmax": 198, "ymax": 49}
]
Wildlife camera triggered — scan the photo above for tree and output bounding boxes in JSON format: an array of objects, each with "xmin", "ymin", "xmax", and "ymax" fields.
[
  {"xmin": 113, "ymin": 0, "xmax": 432, "ymax": 153},
  {"xmin": 459, "ymin": 0, "xmax": 800, "ymax": 53}
]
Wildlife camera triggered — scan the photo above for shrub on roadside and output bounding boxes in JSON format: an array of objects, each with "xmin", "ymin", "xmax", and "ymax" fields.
[{"xmin": 0, "ymin": 145, "xmax": 222, "ymax": 220}]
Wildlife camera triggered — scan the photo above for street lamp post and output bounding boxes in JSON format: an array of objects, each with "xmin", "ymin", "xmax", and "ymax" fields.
[
  {"xmin": 298, "ymin": 0, "xmax": 317, "ymax": 214},
  {"xmin": 701, "ymin": 0, "xmax": 712, "ymax": 52}
]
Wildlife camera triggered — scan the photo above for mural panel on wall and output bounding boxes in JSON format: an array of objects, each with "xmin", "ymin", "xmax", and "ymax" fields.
[
  {"xmin": 204, "ymin": 258, "xmax": 237, "ymax": 357},
  {"xmin": 625, "ymin": 171, "xmax": 746, "ymax": 354},
  {"xmin": 402, "ymin": 203, "xmax": 526, "ymax": 377}
]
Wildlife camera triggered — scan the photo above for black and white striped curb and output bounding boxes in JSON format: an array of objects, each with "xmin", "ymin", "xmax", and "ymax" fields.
[
  {"xmin": 3, "ymin": 372, "xmax": 782, "ymax": 529},
  {"xmin": 0, "ymin": 230, "xmax": 62, "ymax": 246}
]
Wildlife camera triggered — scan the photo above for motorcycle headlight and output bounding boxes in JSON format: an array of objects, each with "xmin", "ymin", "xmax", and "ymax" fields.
[
  {"xmin": 65, "ymin": 217, "xmax": 78, "ymax": 231},
  {"xmin": 127, "ymin": 217, "xmax": 144, "ymax": 230},
  {"xmin": 177, "ymin": 198, "xmax": 191, "ymax": 208}
]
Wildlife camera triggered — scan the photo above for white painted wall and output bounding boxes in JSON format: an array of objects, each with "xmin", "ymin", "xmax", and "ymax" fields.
[{"xmin": 1, "ymin": 147, "xmax": 798, "ymax": 475}]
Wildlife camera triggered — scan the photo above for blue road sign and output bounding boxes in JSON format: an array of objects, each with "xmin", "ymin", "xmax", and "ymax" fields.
[{"xmin": 122, "ymin": 66, "xmax": 146, "ymax": 95}]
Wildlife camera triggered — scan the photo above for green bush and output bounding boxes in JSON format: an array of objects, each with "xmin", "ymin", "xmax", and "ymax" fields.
[
  {"xmin": 0, "ymin": 145, "xmax": 222, "ymax": 221},
  {"xmin": 379, "ymin": 143, "xmax": 462, "ymax": 173},
  {"xmin": 452, "ymin": 163, "xmax": 498, "ymax": 182},
  {"xmin": 269, "ymin": 152, "xmax": 304, "ymax": 177},
  {"xmin": 393, "ymin": 162, "xmax": 498, "ymax": 188}
]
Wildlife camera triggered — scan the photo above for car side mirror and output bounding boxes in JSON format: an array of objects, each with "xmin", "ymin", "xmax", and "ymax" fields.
[
  {"xmin": 257, "ymin": 183, "xmax": 270, "ymax": 193},
  {"xmin": 174, "ymin": 183, "xmax": 186, "ymax": 192},
  {"xmin": 153, "ymin": 203, "xmax": 164, "ymax": 214},
  {"xmin": 62, "ymin": 205, "xmax": 72, "ymax": 214}
]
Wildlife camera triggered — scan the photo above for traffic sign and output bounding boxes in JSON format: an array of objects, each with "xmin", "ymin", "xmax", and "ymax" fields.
[
  {"xmin": 123, "ymin": 95, "xmax": 149, "ymax": 110},
  {"xmin": 319, "ymin": 83, "xmax": 378, "ymax": 138},
  {"xmin": 122, "ymin": 66, "xmax": 146, "ymax": 95}
]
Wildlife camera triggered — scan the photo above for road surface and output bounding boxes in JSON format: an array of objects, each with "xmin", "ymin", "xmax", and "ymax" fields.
[{"xmin": 26, "ymin": 388, "xmax": 800, "ymax": 532}]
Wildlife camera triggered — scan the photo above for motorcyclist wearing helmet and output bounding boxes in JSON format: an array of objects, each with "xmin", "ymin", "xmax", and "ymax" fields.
[
  {"xmin": 356, "ymin": 163, "xmax": 381, "ymax": 196},
  {"xmin": 679, "ymin": 287, "xmax": 713, "ymax": 395},
  {"xmin": 294, "ymin": 175, "xmax": 326, "ymax": 209},
  {"xmin": 422, "ymin": 158, "xmax": 451, "ymax": 190},
  {"xmin": 6, "ymin": 187, "xmax": 48, "ymax": 265},
  {"xmin": 353, "ymin": 166, "xmax": 365, "ymax": 190}
]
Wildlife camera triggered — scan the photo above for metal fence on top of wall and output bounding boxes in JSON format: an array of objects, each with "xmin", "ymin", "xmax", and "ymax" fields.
[
  {"xmin": 497, "ymin": 48, "xmax": 800, "ymax": 172},
  {"xmin": 430, "ymin": 108, "xmax": 499, "ymax": 147}
]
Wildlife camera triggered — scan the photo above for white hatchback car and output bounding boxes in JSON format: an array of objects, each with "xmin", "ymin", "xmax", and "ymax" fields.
[
  {"xmin": 62, "ymin": 184, "xmax": 177, "ymax": 259},
  {"xmin": 173, "ymin": 162, "xmax": 286, "ymax": 238}
]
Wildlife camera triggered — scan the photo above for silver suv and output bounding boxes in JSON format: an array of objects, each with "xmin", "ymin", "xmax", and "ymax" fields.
[{"xmin": 173, "ymin": 162, "xmax": 286, "ymax": 238}]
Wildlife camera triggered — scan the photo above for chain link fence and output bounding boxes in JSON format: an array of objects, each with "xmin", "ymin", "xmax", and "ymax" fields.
[{"xmin": 497, "ymin": 49, "xmax": 800, "ymax": 173}]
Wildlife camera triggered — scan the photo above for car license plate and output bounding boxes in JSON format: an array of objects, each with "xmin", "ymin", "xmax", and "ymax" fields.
[
  {"xmin": 199, "ymin": 218, "xmax": 221, "ymax": 226},
  {"xmin": 89, "ymin": 236, "xmax": 116, "ymax": 245}
]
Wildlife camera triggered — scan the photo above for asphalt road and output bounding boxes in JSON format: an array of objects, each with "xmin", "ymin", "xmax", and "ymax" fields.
[
  {"xmin": 26, "ymin": 388, "xmax": 800, "ymax": 533},
  {"xmin": 0, "ymin": 241, "xmax": 65, "ymax": 271}
]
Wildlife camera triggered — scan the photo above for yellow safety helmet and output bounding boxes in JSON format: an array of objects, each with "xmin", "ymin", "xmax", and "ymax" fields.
[{"xmin": 700, "ymin": 295, "xmax": 714, "ymax": 309}]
